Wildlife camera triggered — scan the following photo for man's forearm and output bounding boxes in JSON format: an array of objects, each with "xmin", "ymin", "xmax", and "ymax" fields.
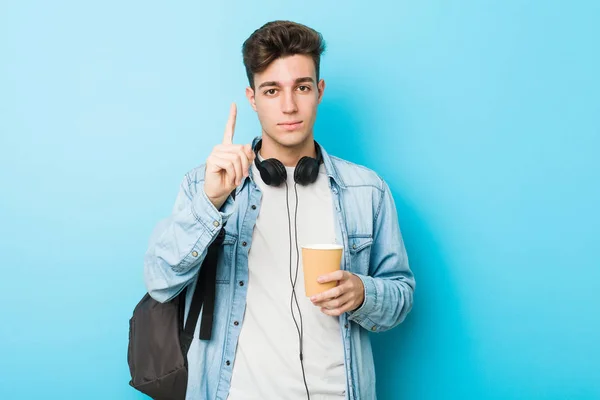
[{"xmin": 143, "ymin": 173, "xmax": 235, "ymax": 303}]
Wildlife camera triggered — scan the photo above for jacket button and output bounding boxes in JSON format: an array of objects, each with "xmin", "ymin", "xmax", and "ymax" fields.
[
  {"xmin": 234, "ymin": 321, "xmax": 239, "ymax": 326},
  {"xmin": 226, "ymin": 360, "xmax": 231, "ymax": 366},
  {"xmin": 239, "ymin": 281, "xmax": 244, "ymax": 286},
  {"xmin": 242, "ymin": 241, "xmax": 247, "ymax": 247},
  {"xmin": 251, "ymin": 205, "xmax": 257, "ymax": 210},
  {"xmin": 192, "ymin": 251, "xmax": 198, "ymax": 257},
  {"xmin": 352, "ymin": 244, "xmax": 357, "ymax": 250},
  {"xmin": 344, "ymin": 323, "xmax": 349, "ymax": 329},
  {"xmin": 371, "ymin": 326, "xmax": 377, "ymax": 331},
  {"xmin": 213, "ymin": 221, "xmax": 220, "ymax": 227}
]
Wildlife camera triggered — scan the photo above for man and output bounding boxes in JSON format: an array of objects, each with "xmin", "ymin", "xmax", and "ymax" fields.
[{"xmin": 144, "ymin": 20, "xmax": 415, "ymax": 400}]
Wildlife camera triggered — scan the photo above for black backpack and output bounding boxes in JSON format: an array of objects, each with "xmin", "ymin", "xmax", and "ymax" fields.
[{"xmin": 127, "ymin": 225, "xmax": 226, "ymax": 400}]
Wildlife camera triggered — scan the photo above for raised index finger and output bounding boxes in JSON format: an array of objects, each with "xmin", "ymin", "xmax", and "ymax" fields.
[{"xmin": 223, "ymin": 102, "xmax": 237, "ymax": 145}]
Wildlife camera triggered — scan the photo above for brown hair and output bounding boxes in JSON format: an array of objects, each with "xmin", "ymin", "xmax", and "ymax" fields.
[{"xmin": 242, "ymin": 20, "xmax": 326, "ymax": 89}]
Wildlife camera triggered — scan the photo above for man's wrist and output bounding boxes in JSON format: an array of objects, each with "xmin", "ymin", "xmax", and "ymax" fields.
[
  {"xmin": 352, "ymin": 273, "xmax": 366, "ymax": 311},
  {"xmin": 205, "ymin": 191, "xmax": 229, "ymax": 211}
]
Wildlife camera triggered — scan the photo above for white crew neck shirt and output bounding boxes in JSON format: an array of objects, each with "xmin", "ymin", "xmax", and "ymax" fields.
[{"xmin": 227, "ymin": 157, "xmax": 346, "ymax": 400}]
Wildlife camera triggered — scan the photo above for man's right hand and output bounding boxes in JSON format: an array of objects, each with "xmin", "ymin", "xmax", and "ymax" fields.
[{"xmin": 204, "ymin": 103, "xmax": 255, "ymax": 210}]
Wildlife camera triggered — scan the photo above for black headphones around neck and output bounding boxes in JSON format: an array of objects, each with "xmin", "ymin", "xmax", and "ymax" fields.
[{"xmin": 253, "ymin": 139, "xmax": 323, "ymax": 186}]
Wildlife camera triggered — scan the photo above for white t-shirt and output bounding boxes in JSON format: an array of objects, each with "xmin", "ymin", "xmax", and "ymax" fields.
[{"xmin": 227, "ymin": 159, "xmax": 346, "ymax": 400}]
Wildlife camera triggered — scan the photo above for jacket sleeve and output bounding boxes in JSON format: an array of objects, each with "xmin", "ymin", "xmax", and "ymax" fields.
[
  {"xmin": 143, "ymin": 170, "xmax": 236, "ymax": 303},
  {"xmin": 347, "ymin": 179, "xmax": 416, "ymax": 332}
]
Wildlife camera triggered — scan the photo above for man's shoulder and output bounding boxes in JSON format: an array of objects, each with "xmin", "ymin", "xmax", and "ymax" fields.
[{"xmin": 329, "ymin": 155, "xmax": 385, "ymax": 192}]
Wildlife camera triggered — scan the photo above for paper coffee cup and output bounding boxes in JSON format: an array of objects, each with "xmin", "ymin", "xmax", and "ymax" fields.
[{"xmin": 301, "ymin": 244, "xmax": 343, "ymax": 297}]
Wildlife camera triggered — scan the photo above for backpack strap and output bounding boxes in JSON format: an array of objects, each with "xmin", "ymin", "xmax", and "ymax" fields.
[
  {"xmin": 198, "ymin": 229, "xmax": 221, "ymax": 340},
  {"xmin": 180, "ymin": 189, "xmax": 237, "ymax": 351}
]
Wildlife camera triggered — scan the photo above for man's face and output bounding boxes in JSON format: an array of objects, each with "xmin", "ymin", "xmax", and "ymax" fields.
[{"xmin": 246, "ymin": 54, "xmax": 325, "ymax": 149}]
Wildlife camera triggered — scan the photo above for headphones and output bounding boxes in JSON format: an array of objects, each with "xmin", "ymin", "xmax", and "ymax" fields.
[
  {"xmin": 253, "ymin": 138, "xmax": 322, "ymax": 400},
  {"xmin": 253, "ymin": 139, "xmax": 323, "ymax": 186}
]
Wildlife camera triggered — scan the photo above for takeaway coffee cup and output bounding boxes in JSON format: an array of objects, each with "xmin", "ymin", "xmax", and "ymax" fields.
[{"xmin": 301, "ymin": 244, "xmax": 343, "ymax": 297}]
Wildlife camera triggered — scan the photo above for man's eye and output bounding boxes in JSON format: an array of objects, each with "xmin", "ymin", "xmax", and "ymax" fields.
[
  {"xmin": 264, "ymin": 89, "xmax": 277, "ymax": 95},
  {"xmin": 298, "ymin": 86, "xmax": 311, "ymax": 92}
]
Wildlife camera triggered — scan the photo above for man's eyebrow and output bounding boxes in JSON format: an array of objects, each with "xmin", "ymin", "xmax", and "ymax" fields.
[
  {"xmin": 257, "ymin": 77, "xmax": 316, "ymax": 90},
  {"xmin": 257, "ymin": 81, "xmax": 279, "ymax": 90},
  {"xmin": 295, "ymin": 77, "xmax": 315, "ymax": 84}
]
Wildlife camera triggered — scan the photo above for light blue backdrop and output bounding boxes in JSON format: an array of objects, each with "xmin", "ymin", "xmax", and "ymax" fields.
[{"xmin": 1, "ymin": 1, "xmax": 598, "ymax": 399}]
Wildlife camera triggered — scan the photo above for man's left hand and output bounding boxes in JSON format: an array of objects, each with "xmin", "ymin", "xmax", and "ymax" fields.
[{"xmin": 310, "ymin": 270, "xmax": 365, "ymax": 316}]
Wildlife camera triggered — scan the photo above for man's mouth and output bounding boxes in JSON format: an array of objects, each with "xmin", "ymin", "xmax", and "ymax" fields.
[{"xmin": 278, "ymin": 121, "xmax": 303, "ymax": 131}]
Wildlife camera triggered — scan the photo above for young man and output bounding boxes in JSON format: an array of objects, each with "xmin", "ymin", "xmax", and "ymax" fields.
[{"xmin": 144, "ymin": 20, "xmax": 415, "ymax": 400}]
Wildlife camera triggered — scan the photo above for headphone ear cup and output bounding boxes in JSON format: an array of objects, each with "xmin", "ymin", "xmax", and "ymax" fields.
[
  {"xmin": 260, "ymin": 159, "xmax": 287, "ymax": 186},
  {"xmin": 294, "ymin": 157, "xmax": 320, "ymax": 186}
]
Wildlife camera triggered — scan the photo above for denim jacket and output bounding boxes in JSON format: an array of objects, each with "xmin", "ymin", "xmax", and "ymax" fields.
[{"xmin": 143, "ymin": 137, "xmax": 415, "ymax": 400}]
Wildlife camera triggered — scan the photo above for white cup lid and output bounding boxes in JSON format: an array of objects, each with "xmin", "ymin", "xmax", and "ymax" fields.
[{"xmin": 301, "ymin": 244, "xmax": 343, "ymax": 250}]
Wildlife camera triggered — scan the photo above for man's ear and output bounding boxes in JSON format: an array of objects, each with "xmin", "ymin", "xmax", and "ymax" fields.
[
  {"xmin": 317, "ymin": 79, "xmax": 326, "ymax": 104},
  {"xmin": 246, "ymin": 86, "xmax": 257, "ymax": 111}
]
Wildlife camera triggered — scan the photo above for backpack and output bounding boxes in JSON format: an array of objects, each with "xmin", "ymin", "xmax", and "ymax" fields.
[{"xmin": 127, "ymin": 225, "xmax": 226, "ymax": 400}]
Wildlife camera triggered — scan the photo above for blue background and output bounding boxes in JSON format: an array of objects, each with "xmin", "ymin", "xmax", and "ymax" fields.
[{"xmin": 1, "ymin": 1, "xmax": 598, "ymax": 399}]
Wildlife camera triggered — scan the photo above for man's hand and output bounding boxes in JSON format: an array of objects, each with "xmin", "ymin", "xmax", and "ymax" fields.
[
  {"xmin": 204, "ymin": 103, "xmax": 255, "ymax": 209},
  {"xmin": 310, "ymin": 271, "xmax": 365, "ymax": 316}
]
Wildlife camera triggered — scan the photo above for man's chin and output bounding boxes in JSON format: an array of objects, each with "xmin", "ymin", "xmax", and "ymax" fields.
[{"xmin": 266, "ymin": 130, "xmax": 312, "ymax": 148}]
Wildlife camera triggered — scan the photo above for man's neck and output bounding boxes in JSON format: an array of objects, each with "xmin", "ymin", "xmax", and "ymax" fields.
[{"xmin": 259, "ymin": 134, "xmax": 317, "ymax": 167}]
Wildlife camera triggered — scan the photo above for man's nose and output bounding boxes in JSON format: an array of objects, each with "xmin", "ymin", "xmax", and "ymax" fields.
[{"xmin": 281, "ymin": 91, "xmax": 298, "ymax": 114}]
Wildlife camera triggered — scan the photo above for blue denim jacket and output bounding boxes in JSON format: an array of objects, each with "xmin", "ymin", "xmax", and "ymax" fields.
[{"xmin": 144, "ymin": 137, "xmax": 415, "ymax": 400}]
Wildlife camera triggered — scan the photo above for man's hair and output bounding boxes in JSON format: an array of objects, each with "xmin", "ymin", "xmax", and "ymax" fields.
[{"xmin": 242, "ymin": 20, "xmax": 326, "ymax": 89}]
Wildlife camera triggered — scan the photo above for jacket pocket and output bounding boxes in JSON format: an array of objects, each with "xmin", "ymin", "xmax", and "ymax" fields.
[{"xmin": 348, "ymin": 234, "xmax": 373, "ymax": 275}]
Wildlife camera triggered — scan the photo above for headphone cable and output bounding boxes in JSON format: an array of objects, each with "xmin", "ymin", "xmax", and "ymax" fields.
[{"xmin": 285, "ymin": 181, "xmax": 310, "ymax": 400}]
